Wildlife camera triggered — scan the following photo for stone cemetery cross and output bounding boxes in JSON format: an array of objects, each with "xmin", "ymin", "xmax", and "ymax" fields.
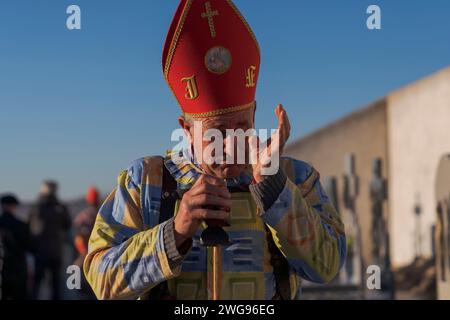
[
  {"xmin": 369, "ymin": 158, "xmax": 388, "ymax": 266},
  {"xmin": 343, "ymin": 154, "xmax": 365, "ymax": 294},
  {"xmin": 324, "ymin": 176, "xmax": 340, "ymax": 215},
  {"xmin": 370, "ymin": 158, "xmax": 395, "ymax": 298},
  {"xmin": 414, "ymin": 193, "xmax": 423, "ymax": 259}
]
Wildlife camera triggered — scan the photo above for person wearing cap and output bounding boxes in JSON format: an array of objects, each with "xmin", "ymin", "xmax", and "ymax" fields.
[
  {"xmin": 29, "ymin": 181, "xmax": 71, "ymax": 300},
  {"xmin": 84, "ymin": 0, "xmax": 346, "ymax": 300},
  {"xmin": 0, "ymin": 194, "xmax": 33, "ymax": 300},
  {"xmin": 73, "ymin": 187, "xmax": 100, "ymax": 299}
]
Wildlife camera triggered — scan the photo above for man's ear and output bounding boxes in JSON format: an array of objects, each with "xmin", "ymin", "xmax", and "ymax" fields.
[
  {"xmin": 178, "ymin": 116, "xmax": 193, "ymax": 144},
  {"xmin": 178, "ymin": 116, "xmax": 186, "ymax": 129}
]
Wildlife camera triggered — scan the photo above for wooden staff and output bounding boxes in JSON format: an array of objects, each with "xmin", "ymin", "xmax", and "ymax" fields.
[
  {"xmin": 212, "ymin": 246, "xmax": 221, "ymax": 300},
  {"xmin": 201, "ymin": 224, "xmax": 229, "ymax": 300},
  {"xmin": 201, "ymin": 179, "xmax": 230, "ymax": 300}
]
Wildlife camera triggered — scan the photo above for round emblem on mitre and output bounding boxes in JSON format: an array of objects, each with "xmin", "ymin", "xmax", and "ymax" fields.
[{"xmin": 204, "ymin": 46, "xmax": 232, "ymax": 75}]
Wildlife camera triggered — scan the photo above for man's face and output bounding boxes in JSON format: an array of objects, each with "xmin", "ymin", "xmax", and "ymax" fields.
[
  {"xmin": 179, "ymin": 107, "xmax": 255, "ymax": 179},
  {"xmin": 1, "ymin": 204, "xmax": 18, "ymax": 215}
]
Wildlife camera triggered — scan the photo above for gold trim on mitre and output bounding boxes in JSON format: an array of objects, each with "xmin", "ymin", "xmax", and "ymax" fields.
[
  {"xmin": 164, "ymin": 0, "xmax": 194, "ymax": 81},
  {"xmin": 225, "ymin": 0, "xmax": 260, "ymax": 54},
  {"xmin": 184, "ymin": 101, "xmax": 255, "ymax": 118},
  {"xmin": 163, "ymin": 0, "xmax": 194, "ymax": 110}
]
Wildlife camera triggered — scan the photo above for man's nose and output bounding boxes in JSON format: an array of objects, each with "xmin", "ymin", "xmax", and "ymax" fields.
[
  {"xmin": 223, "ymin": 135, "xmax": 237, "ymax": 156},
  {"xmin": 224, "ymin": 135, "xmax": 247, "ymax": 164}
]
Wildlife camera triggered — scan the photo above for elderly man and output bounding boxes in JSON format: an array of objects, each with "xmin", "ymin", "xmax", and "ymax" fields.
[{"xmin": 84, "ymin": 0, "xmax": 346, "ymax": 300}]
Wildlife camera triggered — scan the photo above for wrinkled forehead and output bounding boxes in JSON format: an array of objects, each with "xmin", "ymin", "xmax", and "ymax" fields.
[{"xmin": 192, "ymin": 107, "xmax": 255, "ymax": 130}]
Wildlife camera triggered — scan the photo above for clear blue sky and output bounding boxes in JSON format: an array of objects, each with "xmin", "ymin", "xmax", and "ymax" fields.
[{"xmin": 1, "ymin": 0, "xmax": 449, "ymax": 201}]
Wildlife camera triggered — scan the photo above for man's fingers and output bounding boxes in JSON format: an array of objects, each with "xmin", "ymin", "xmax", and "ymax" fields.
[
  {"xmin": 281, "ymin": 108, "xmax": 291, "ymax": 141},
  {"xmin": 189, "ymin": 194, "xmax": 231, "ymax": 210},
  {"xmin": 195, "ymin": 174, "xmax": 226, "ymax": 187},
  {"xmin": 285, "ymin": 108, "xmax": 291, "ymax": 134},
  {"xmin": 275, "ymin": 104, "xmax": 290, "ymax": 148},
  {"xmin": 202, "ymin": 174, "xmax": 226, "ymax": 186},
  {"xmin": 189, "ymin": 182, "xmax": 231, "ymax": 199},
  {"xmin": 248, "ymin": 135, "xmax": 261, "ymax": 165},
  {"xmin": 277, "ymin": 105, "xmax": 287, "ymax": 131},
  {"xmin": 191, "ymin": 208, "xmax": 230, "ymax": 221},
  {"xmin": 275, "ymin": 104, "xmax": 282, "ymax": 118},
  {"xmin": 259, "ymin": 132, "xmax": 280, "ymax": 167}
]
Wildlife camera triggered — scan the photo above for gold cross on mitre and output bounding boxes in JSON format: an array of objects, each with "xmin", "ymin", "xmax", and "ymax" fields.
[{"xmin": 201, "ymin": 1, "xmax": 219, "ymax": 38}]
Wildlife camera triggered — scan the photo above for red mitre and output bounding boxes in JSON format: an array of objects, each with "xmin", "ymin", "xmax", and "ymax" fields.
[{"xmin": 162, "ymin": 0, "xmax": 260, "ymax": 118}]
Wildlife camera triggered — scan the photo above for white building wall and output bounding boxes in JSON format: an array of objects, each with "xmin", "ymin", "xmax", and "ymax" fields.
[{"xmin": 387, "ymin": 67, "xmax": 450, "ymax": 266}]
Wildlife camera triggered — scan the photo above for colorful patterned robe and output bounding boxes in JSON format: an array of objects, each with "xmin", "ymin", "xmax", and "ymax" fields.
[{"xmin": 84, "ymin": 150, "xmax": 346, "ymax": 299}]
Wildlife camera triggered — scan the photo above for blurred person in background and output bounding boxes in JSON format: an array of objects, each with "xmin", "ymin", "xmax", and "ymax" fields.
[
  {"xmin": 29, "ymin": 181, "xmax": 71, "ymax": 300},
  {"xmin": 0, "ymin": 229, "xmax": 3, "ymax": 299},
  {"xmin": 72, "ymin": 186, "xmax": 100, "ymax": 299},
  {"xmin": 0, "ymin": 194, "xmax": 33, "ymax": 300}
]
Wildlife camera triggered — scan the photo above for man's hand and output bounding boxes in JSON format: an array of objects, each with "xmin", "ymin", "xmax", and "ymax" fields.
[
  {"xmin": 174, "ymin": 174, "xmax": 231, "ymax": 249},
  {"xmin": 250, "ymin": 104, "xmax": 291, "ymax": 183}
]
